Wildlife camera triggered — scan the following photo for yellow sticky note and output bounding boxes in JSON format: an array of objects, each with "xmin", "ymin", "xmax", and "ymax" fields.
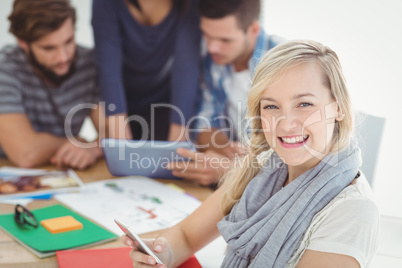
[{"xmin": 41, "ymin": 216, "xmax": 83, "ymax": 234}]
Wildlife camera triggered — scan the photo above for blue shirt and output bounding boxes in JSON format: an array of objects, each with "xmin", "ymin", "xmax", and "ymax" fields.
[
  {"xmin": 196, "ymin": 30, "xmax": 281, "ymax": 140},
  {"xmin": 92, "ymin": 0, "xmax": 201, "ymax": 125}
]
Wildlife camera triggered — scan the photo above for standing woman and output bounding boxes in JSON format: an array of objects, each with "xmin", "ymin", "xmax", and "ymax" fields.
[
  {"xmin": 92, "ymin": 0, "xmax": 200, "ymax": 141},
  {"xmin": 123, "ymin": 40, "xmax": 379, "ymax": 267}
]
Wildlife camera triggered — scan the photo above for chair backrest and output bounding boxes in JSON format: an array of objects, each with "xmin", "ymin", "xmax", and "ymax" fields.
[{"xmin": 354, "ymin": 111, "xmax": 386, "ymax": 188}]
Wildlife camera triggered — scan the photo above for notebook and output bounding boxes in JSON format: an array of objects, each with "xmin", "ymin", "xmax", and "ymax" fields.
[
  {"xmin": 0, "ymin": 204, "xmax": 117, "ymax": 258},
  {"xmin": 57, "ymin": 247, "xmax": 202, "ymax": 268}
]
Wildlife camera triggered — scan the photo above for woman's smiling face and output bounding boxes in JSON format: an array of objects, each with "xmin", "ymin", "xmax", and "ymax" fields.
[{"xmin": 259, "ymin": 61, "xmax": 342, "ymax": 170}]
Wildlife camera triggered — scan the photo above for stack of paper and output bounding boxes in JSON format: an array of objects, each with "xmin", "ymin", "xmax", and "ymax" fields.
[{"xmin": 55, "ymin": 177, "xmax": 201, "ymax": 235}]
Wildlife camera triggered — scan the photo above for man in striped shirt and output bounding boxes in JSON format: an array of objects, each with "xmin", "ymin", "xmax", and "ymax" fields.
[{"xmin": 0, "ymin": 0, "xmax": 104, "ymax": 169}]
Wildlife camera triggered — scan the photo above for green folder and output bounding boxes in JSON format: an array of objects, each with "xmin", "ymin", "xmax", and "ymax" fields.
[{"xmin": 0, "ymin": 204, "xmax": 117, "ymax": 258}]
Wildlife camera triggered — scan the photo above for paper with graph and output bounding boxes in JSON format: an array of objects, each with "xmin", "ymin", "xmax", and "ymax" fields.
[{"xmin": 55, "ymin": 177, "xmax": 201, "ymax": 234}]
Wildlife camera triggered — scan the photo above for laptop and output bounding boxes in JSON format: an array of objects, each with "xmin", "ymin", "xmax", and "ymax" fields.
[{"xmin": 101, "ymin": 138, "xmax": 194, "ymax": 179}]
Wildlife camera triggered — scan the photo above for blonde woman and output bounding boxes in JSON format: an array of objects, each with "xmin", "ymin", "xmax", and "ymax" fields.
[{"xmin": 122, "ymin": 40, "xmax": 379, "ymax": 268}]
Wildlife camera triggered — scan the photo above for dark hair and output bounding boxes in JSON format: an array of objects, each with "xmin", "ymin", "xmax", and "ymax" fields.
[
  {"xmin": 8, "ymin": 0, "xmax": 76, "ymax": 43},
  {"xmin": 127, "ymin": 0, "xmax": 189, "ymax": 15},
  {"xmin": 198, "ymin": 0, "xmax": 260, "ymax": 31}
]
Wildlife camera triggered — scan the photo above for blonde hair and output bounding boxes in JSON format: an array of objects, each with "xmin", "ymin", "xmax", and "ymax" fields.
[{"xmin": 221, "ymin": 40, "xmax": 354, "ymax": 215}]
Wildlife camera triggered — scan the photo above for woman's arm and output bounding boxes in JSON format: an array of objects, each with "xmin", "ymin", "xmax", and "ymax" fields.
[
  {"xmin": 92, "ymin": 0, "xmax": 128, "ymax": 123},
  {"xmin": 124, "ymin": 181, "xmax": 226, "ymax": 267},
  {"xmin": 167, "ymin": 123, "xmax": 187, "ymax": 141},
  {"xmin": 170, "ymin": 0, "xmax": 201, "ymax": 129},
  {"xmin": 297, "ymin": 250, "xmax": 360, "ymax": 268},
  {"xmin": 297, "ymin": 198, "xmax": 379, "ymax": 268},
  {"xmin": 105, "ymin": 113, "xmax": 133, "ymax": 140},
  {"xmin": 162, "ymin": 183, "xmax": 224, "ymax": 266}
]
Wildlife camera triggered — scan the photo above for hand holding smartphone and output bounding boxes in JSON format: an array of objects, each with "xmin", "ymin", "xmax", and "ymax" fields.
[{"xmin": 114, "ymin": 218, "xmax": 164, "ymax": 265}]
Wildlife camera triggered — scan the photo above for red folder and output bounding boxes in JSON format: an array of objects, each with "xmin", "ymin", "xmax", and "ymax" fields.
[
  {"xmin": 177, "ymin": 255, "xmax": 201, "ymax": 267},
  {"xmin": 56, "ymin": 247, "xmax": 201, "ymax": 268}
]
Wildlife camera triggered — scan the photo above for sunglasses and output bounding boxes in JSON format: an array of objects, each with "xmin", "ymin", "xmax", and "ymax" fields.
[{"xmin": 14, "ymin": 204, "xmax": 38, "ymax": 228}]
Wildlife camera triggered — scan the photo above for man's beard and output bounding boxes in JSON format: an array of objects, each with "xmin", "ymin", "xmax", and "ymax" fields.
[{"xmin": 28, "ymin": 48, "xmax": 77, "ymax": 87}]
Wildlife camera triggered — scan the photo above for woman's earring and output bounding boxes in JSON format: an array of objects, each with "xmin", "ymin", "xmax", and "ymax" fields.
[{"xmin": 337, "ymin": 113, "xmax": 345, "ymax": 121}]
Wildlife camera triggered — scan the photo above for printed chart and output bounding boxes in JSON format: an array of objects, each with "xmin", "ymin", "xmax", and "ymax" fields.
[{"xmin": 56, "ymin": 177, "xmax": 201, "ymax": 235}]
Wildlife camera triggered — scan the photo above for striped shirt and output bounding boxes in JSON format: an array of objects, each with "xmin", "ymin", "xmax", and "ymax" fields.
[{"xmin": 0, "ymin": 45, "xmax": 99, "ymax": 157}]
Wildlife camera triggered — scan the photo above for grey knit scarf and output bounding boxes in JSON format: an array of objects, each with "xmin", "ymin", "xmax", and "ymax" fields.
[{"xmin": 217, "ymin": 142, "xmax": 361, "ymax": 267}]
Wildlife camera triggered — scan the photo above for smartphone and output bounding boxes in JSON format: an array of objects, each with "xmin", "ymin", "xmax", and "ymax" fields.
[{"xmin": 114, "ymin": 218, "xmax": 164, "ymax": 264}]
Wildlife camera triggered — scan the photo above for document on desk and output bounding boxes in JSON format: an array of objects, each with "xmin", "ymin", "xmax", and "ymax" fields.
[
  {"xmin": 55, "ymin": 177, "xmax": 201, "ymax": 235},
  {"xmin": 0, "ymin": 167, "xmax": 84, "ymax": 200}
]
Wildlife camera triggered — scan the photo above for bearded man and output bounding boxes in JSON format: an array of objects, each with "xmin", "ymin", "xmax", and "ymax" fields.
[{"xmin": 0, "ymin": 0, "xmax": 105, "ymax": 169}]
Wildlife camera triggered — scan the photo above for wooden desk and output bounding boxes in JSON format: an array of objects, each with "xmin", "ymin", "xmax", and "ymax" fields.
[{"xmin": 0, "ymin": 158, "xmax": 213, "ymax": 268}]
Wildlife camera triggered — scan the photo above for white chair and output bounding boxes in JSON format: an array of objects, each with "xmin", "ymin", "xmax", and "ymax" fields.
[{"xmin": 354, "ymin": 111, "xmax": 386, "ymax": 188}]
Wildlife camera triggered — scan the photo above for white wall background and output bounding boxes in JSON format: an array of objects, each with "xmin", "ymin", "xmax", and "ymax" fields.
[{"xmin": 0, "ymin": 0, "xmax": 400, "ymax": 217}]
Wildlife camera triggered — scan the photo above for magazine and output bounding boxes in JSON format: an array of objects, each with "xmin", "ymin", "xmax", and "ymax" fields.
[{"xmin": 0, "ymin": 167, "xmax": 84, "ymax": 199}]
